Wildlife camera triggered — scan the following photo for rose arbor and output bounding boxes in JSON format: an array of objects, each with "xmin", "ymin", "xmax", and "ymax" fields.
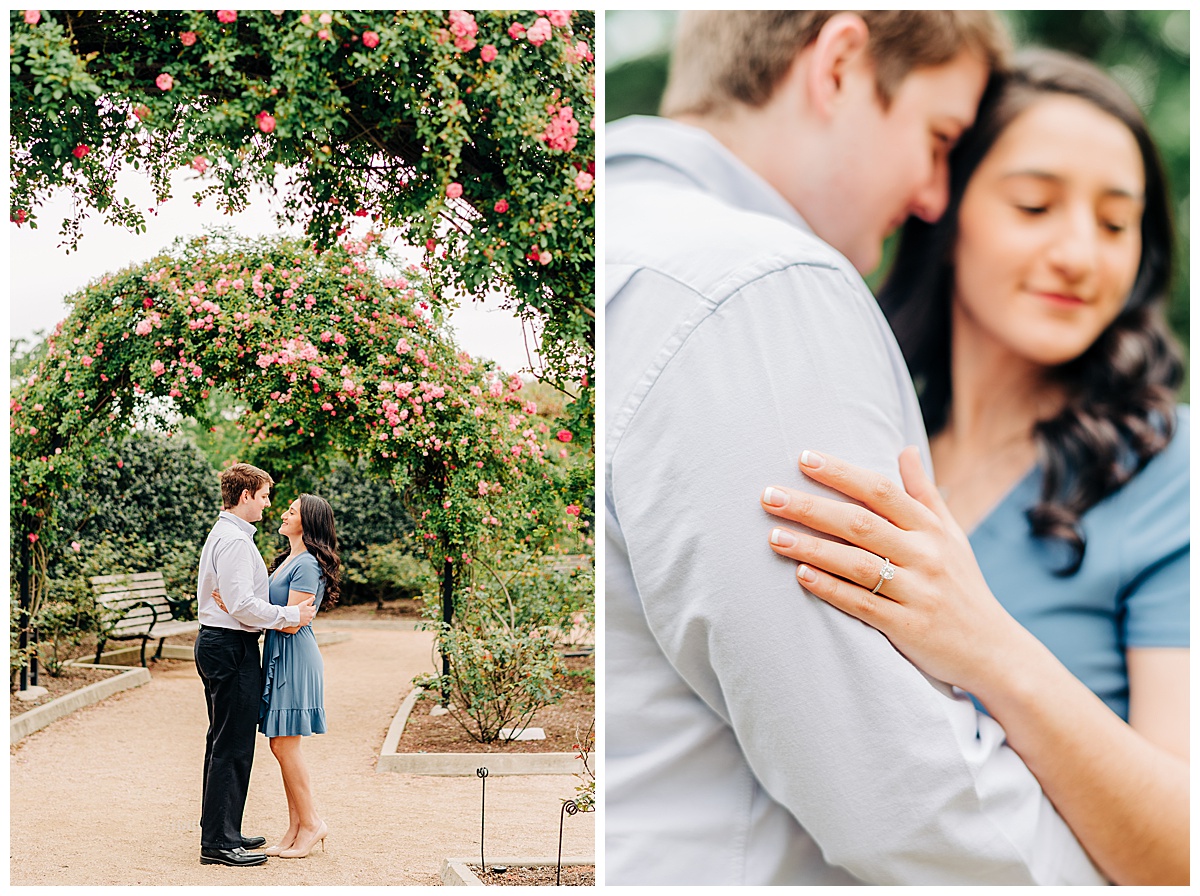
[
  {"xmin": 10, "ymin": 9, "xmax": 595, "ymax": 441},
  {"xmin": 10, "ymin": 233, "xmax": 585, "ymax": 696}
]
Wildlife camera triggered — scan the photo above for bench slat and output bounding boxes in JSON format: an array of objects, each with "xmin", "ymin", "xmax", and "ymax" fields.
[{"xmin": 90, "ymin": 572, "xmax": 165, "ymax": 586}]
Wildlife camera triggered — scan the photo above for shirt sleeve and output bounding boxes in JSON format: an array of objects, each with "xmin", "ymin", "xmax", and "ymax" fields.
[
  {"xmin": 213, "ymin": 538, "xmax": 300, "ymax": 629},
  {"xmin": 610, "ymin": 265, "xmax": 1103, "ymax": 884},
  {"xmin": 1120, "ymin": 408, "xmax": 1190, "ymax": 648},
  {"xmin": 288, "ymin": 555, "xmax": 321, "ymax": 599}
]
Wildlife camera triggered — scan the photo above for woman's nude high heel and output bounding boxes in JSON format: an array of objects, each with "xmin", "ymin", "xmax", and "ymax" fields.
[
  {"xmin": 279, "ymin": 821, "xmax": 328, "ymax": 858},
  {"xmin": 263, "ymin": 829, "xmax": 298, "ymax": 856}
]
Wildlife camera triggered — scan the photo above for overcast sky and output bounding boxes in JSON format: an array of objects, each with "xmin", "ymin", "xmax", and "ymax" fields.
[{"xmin": 9, "ymin": 165, "xmax": 532, "ymax": 374}]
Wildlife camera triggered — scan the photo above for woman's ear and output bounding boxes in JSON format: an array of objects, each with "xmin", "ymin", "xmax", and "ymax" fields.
[{"xmin": 804, "ymin": 12, "xmax": 872, "ymax": 120}]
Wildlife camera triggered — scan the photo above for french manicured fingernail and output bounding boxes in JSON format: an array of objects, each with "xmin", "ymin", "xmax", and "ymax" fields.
[
  {"xmin": 770, "ymin": 527, "xmax": 796, "ymax": 548},
  {"xmin": 798, "ymin": 564, "xmax": 817, "ymax": 584},
  {"xmin": 762, "ymin": 487, "xmax": 788, "ymax": 507},
  {"xmin": 800, "ymin": 450, "xmax": 824, "ymax": 469}
]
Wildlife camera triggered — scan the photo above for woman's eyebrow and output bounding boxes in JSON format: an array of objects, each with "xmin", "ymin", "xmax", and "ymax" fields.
[{"xmin": 1001, "ymin": 169, "xmax": 1142, "ymax": 201}]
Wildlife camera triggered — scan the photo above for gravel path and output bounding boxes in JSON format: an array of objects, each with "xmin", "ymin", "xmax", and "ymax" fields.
[{"xmin": 10, "ymin": 625, "xmax": 594, "ymax": 885}]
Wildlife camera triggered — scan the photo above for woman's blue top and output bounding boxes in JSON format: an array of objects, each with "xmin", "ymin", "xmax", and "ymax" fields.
[{"xmin": 969, "ymin": 406, "xmax": 1189, "ymax": 721}]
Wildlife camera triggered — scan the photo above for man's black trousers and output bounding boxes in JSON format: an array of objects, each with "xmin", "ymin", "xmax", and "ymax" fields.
[{"xmin": 194, "ymin": 625, "xmax": 262, "ymax": 849}]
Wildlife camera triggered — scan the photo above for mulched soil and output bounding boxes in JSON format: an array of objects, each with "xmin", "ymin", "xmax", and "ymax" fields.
[
  {"xmin": 9, "ymin": 664, "xmax": 125, "ymax": 718},
  {"xmin": 398, "ymin": 654, "xmax": 595, "ymax": 754},
  {"xmin": 472, "ymin": 864, "xmax": 595, "ymax": 886}
]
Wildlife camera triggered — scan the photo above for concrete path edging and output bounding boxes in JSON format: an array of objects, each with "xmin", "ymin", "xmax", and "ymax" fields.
[
  {"xmin": 10, "ymin": 665, "xmax": 150, "ymax": 744},
  {"xmin": 378, "ymin": 686, "xmax": 591, "ymax": 776},
  {"xmin": 440, "ymin": 856, "xmax": 596, "ymax": 886}
]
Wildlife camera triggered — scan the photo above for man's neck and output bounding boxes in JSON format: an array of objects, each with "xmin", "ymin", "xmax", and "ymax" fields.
[{"xmin": 224, "ymin": 506, "xmax": 258, "ymax": 526}]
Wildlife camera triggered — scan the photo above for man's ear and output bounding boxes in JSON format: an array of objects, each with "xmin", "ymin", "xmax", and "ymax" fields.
[
  {"xmin": 805, "ymin": 12, "xmax": 872, "ymax": 119},
  {"xmin": 239, "ymin": 488, "xmax": 251, "ymax": 506}
]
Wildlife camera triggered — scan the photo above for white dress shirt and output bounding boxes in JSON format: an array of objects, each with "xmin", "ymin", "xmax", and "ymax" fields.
[
  {"xmin": 605, "ymin": 116, "xmax": 1104, "ymax": 885},
  {"xmin": 196, "ymin": 511, "xmax": 300, "ymax": 632}
]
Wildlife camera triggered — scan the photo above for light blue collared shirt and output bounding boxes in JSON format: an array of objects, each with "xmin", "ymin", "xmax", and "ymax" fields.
[
  {"xmin": 196, "ymin": 511, "xmax": 299, "ymax": 632},
  {"xmin": 604, "ymin": 116, "xmax": 1104, "ymax": 885}
]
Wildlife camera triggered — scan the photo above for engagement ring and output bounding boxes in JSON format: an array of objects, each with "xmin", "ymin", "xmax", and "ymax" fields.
[{"xmin": 872, "ymin": 558, "xmax": 895, "ymax": 595}]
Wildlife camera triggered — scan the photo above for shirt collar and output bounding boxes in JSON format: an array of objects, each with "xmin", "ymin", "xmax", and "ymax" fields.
[
  {"xmin": 218, "ymin": 510, "xmax": 257, "ymax": 537},
  {"xmin": 606, "ymin": 115, "xmax": 814, "ymax": 235}
]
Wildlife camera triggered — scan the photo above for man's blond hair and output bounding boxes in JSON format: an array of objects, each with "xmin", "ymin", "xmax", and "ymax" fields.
[
  {"xmin": 220, "ymin": 463, "xmax": 274, "ymax": 509},
  {"xmin": 661, "ymin": 11, "xmax": 1010, "ymax": 118}
]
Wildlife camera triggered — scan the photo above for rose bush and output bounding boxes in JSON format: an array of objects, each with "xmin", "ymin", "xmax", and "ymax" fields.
[{"xmin": 9, "ymin": 9, "xmax": 595, "ymax": 441}]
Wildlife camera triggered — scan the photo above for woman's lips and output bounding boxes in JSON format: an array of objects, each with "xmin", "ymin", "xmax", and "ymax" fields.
[{"xmin": 1032, "ymin": 290, "xmax": 1086, "ymax": 306}]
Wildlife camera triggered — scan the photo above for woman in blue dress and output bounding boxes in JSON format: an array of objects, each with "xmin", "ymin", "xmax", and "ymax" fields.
[
  {"xmin": 759, "ymin": 51, "xmax": 1187, "ymax": 883},
  {"xmin": 260, "ymin": 493, "xmax": 340, "ymax": 859}
]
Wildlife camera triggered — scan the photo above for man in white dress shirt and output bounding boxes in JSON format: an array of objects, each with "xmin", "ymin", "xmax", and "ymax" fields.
[
  {"xmin": 194, "ymin": 463, "xmax": 316, "ymax": 867},
  {"xmin": 606, "ymin": 11, "xmax": 1104, "ymax": 884}
]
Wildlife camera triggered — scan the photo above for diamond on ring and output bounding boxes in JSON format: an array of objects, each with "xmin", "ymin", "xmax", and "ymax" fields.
[{"xmin": 872, "ymin": 558, "xmax": 895, "ymax": 595}]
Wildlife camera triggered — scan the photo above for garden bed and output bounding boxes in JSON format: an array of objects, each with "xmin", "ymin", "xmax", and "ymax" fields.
[
  {"xmin": 397, "ymin": 654, "xmax": 594, "ymax": 755},
  {"xmin": 471, "ymin": 863, "xmax": 595, "ymax": 886},
  {"xmin": 9, "ymin": 664, "xmax": 125, "ymax": 718}
]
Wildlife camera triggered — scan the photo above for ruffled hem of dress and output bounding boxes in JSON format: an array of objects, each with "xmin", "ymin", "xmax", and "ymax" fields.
[
  {"xmin": 259, "ymin": 707, "xmax": 327, "ymax": 737},
  {"xmin": 259, "ymin": 631, "xmax": 286, "ymax": 725}
]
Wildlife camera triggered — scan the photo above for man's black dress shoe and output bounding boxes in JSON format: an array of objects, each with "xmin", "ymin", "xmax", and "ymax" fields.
[
  {"xmin": 241, "ymin": 836, "xmax": 267, "ymax": 850},
  {"xmin": 200, "ymin": 846, "xmax": 268, "ymax": 866}
]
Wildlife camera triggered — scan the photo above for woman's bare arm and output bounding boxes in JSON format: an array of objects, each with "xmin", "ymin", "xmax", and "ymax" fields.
[{"xmin": 279, "ymin": 589, "xmax": 316, "ymax": 634}]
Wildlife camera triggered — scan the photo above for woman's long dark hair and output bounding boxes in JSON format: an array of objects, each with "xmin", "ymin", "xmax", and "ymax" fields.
[
  {"xmin": 878, "ymin": 49, "xmax": 1183, "ymax": 575},
  {"xmin": 270, "ymin": 493, "xmax": 341, "ymax": 607}
]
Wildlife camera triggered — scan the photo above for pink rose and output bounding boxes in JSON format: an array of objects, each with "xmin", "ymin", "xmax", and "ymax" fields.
[
  {"xmin": 556, "ymin": 429, "xmax": 572, "ymax": 442},
  {"xmin": 72, "ymin": 144, "xmax": 90, "ymax": 159},
  {"xmin": 24, "ymin": 10, "xmax": 40, "ymax": 25},
  {"xmin": 538, "ymin": 250, "xmax": 553, "ymax": 266},
  {"xmin": 12, "ymin": 209, "xmax": 28, "ymax": 225},
  {"xmin": 494, "ymin": 199, "xmax": 508, "ymax": 214},
  {"xmin": 133, "ymin": 104, "xmax": 150, "ymax": 121},
  {"xmin": 507, "ymin": 22, "xmax": 525, "ymax": 39},
  {"xmin": 539, "ymin": 105, "xmax": 578, "ymax": 152},
  {"xmin": 191, "ymin": 156, "xmax": 208, "ymax": 173},
  {"xmin": 216, "ymin": 10, "xmax": 237, "ymax": 24},
  {"xmin": 179, "ymin": 30, "xmax": 196, "ymax": 46},
  {"xmin": 448, "ymin": 9, "xmax": 477, "ymax": 39},
  {"xmin": 317, "ymin": 29, "xmax": 330, "ymax": 41},
  {"xmin": 480, "ymin": 43, "xmax": 497, "ymax": 62},
  {"xmin": 362, "ymin": 30, "xmax": 380, "ymax": 48},
  {"xmin": 527, "ymin": 17, "xmax": 552, "ymax": 46},
  {"xmin": 135, "ymin": 320, "xmax": 153, "ymax": 336},
  {"xmin": 151, "ymin": 360, "xmax": 166, "ymax": 376},
  {"xmin": 574, "ymin": 171, "xmax": 593, "ymax": 192},
  {"xmin": 573, "ymin": 40, "xmax": 592, "ymax": 62},
  {"xmin": 257, "ymin": 111, "xmax": 276, "ymax": 134},
  {"xmin": 28, "ymin": 533, "xmax": 38, "ymax": 544},
  {"xmin": 80, "ymin": 355, "xmax": 94, "ymax": 367},
  {"xmin": 319, "ymin": 13, "xmax": 332, "ymax": 24},
  {"xmin": 446, "ymin": 182, "xmax": 463, "ymax": 199},
  {"xmin": 548, "ymin": 10, "xmax": 570, "ymax": 28},
  {"xmin": 299, "ymin": 13, "xmax": 311, "ymax": 25},
  {"xmin": 566, "ymin": 504, "xmax": 581, "ymax": 516},
  {"xmin": 71, "ymin": 541, "xmax": 82, "ymax": 552},
  {"xmin": 156, "ymin": 73, "xmax": 174, "ymax": 91}
]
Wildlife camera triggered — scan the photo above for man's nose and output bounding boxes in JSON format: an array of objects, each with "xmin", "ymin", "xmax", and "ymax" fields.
[{"xmin": 909, "ymin": 168, "xmax": 950, "ymax": 224}]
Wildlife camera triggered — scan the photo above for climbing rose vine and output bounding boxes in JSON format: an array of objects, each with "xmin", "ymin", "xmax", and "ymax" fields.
[{"xmin": 10, "ymin": 9, "xmax": 595, "ymax": 442}]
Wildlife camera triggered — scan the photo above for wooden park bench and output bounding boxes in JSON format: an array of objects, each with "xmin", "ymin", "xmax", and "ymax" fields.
[{"xmin": 90, "ymin": 572, "xmax": 198, "ymax": 667}]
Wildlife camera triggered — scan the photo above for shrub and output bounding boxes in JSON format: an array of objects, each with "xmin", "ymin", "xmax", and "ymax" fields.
[
  {"xmin": 414, "ymin": 622, "xmax": 563, "ymax": 743},
  {"xmin": 342, "ymin": 540, "xmax": 435, "ymax": 607}
]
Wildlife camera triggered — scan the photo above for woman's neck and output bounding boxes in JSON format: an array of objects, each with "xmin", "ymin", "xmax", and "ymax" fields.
[
  {"xmin": 931, "ymin": 303, "xmax": 1066, "ymax": 530},
  {"xmin": 939, "ymin": 302, "xmax": 1064, "ymax": 456},
  {"xmin": 287, "ymin": 535, "xmax": 307, "ymax": 558}
]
